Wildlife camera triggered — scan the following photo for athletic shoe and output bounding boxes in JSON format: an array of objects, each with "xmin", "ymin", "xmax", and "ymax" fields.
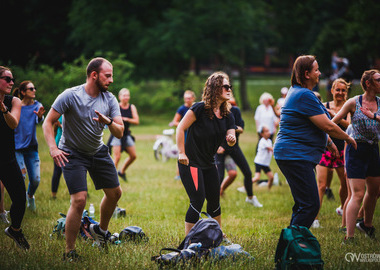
[
  {"xmin": 311, "ymin": 220, "xmax": 321, "ymax": 229},
  {"xmin": 118, "ymin": 171, "xmax": 127, "ymax": 182},
  {"xmin": 246, "ymin": 196, "xmax": 263, "ymax": 207},
  {"xmin": 339, "ymin": 227, "xmax": 347, "ymax": 234},
  {"xmin": 62, "ymin": 249, "xmax": 81, "ymax": 262},
  {"xmin": 27, "ymin": 196, "xmax": 36, "ymax": 211},
  {"xmin": 325, "ymin": 188, "xmax": 335, "ymax": 201},
  {"xmin": 341, "ymin": 236, "xmax": 356, "ymax": 245},
  {"xmin": 174, "ymin": 175, "xmax": 181, "ymax": 181},
  {"xmin": 237, "ymin": 186, "xmax": 246, "ymax": 193},
  {"xmin": 336, "ymin": 206, "xmax": 343, "ymax": 216},
  {"xmin": 89, "ymin": 224, "xmax": 111, "ymax": 251},
  {"xmin": 0, "ymin": 211, "xmax": 10, "ymax": 224},
  {"xmin": 5, "ymin": 227, "xmax": 30, "ymax": 250},
  {"xmin": 356, "ymin": 221, "xmax": 376, "ymax": 239}
]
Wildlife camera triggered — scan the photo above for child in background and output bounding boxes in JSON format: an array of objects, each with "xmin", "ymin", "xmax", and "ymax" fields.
[{"xmin": 252, "ymin": 125, "xmax": 274, "ymax": 189}]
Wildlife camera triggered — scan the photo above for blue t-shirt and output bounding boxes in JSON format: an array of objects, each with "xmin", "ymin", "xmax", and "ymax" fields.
[
  {"xmin": 14, "ymin": 100, "xmax": 43, "ymax": 150},
  {"xmin": 274, "ymin": 85, "xmax": 330, "ymax": 164},
  {"xmin": 177, "ymin": 104, "xmax": 190, "ymax": 118}
]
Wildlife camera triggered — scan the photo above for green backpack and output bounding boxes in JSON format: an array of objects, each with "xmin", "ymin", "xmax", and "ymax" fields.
[{"xmin": 274, "ymin": 225, "xmax": 324, "ymax": 269}]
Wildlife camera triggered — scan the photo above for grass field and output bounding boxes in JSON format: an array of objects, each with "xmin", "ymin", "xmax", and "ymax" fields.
[{"xmin": 0, "ymin": 77, "xmax": 379, "ymax": 269}]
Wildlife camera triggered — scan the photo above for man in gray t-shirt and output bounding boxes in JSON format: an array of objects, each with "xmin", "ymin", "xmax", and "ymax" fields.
[{"xmin": 43, "ymin": 57, "xmax": 124, "ymax": 259}]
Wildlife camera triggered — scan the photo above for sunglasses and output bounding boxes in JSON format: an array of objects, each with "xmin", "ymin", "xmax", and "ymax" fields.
[
  {"xmin": 0, "ymin": 76, "xmax": 16, "ymax": 83},
  {"xmin": 222, "ymin": 84, "xmax": 233, "ymax": 90},
  {"xmin": 26, "ymin": 87, "xmax": 37, "ymax": 91}
]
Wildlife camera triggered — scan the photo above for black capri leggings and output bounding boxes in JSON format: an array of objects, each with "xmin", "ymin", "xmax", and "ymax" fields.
[
  {"xmin": 0, "ymin": 159, "xmax": 26, "ymax": 229},
  {"xmin": 178, "ymin": 162, "xmax": 221, "ymax": 223},
  {"xmin": 216, "ymin": 145, "xmax": 253, "ymax": 196},
  {"xmin": 51, "ymin": 162, "xmax": 62, "ymax": 193}
]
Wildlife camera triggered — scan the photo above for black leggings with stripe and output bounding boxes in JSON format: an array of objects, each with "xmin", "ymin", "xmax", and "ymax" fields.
[
  {"xmin": 178, "ymin": 162, "xmax": 221, "ymax": 223},
  {"xmin": 0, "ymin": 159, "xmax": 26, "ymax": 229}
]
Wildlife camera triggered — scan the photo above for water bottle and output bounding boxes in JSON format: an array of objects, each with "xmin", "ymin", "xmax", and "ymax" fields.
[
  {"xmin": 89, "ymin": 203, "xmax": 95, "ymax": 218},
  {"xmin": 273, "ymin": 172, "xmax": 279, "ymax": 186},
  {"xmin": 113, "ymin": 207, "xmax": 118, "ymax": 219}
]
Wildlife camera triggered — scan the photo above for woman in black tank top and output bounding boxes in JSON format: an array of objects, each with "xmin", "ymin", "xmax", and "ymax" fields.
[{"xmin": 0, "ymin": 66, "xmax": 30, "ymax": 250}]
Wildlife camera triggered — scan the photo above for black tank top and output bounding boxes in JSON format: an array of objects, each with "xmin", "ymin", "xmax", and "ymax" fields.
[
  {"xmin": 0, "ymin": 95, "xmax": 16, "ymax": 161},
  {"xmin": 121, "ymin": 104, "xmax": 133, "ymax": 136}
]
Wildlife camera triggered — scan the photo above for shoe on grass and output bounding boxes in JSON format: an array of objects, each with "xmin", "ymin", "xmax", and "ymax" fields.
[
  {"xmin": 246, "ymin": 196, "xmax": 263, "ymax": 207},
  {"xmin": 0, "ymin": 211, "xmax": 10, "ymax": 224},
  {"xmin": 5, "ymin": 227, "xmax": 30, "ymax": 250},
  {"xmin": 339, "ymin": 226, "xmax": 347, "ymax": 234},
  {"xmin": 63, "ymin": 249, "xmax": 81, "ymax": 262},
  {"xmin": 311, "ymin": 220, "xmax": 322, "ymax": 229},
  {"xmin": 341, "ymin": 236, "xmax": 356, "ymax": 245},
  {"xmin": 336, "ymin": 206, "xmax": 343, "ymax": 216},
  {"xmin": 325, "ymin": 187, "xmax": 335, "ymax": 201},
  {"xmin": 89, "ymin": 224, "xmax": 111, "ymax": 251},
  {"xmin": 356, "ymin": 221, "xmax": 376, "ymax": 239},
  {"xmin": 27, "ymin": 196, "xmax": 36, "ymax": 211},
  {"xmin": 117, "ymin": 171, "xmax": 127, "ymax": 182},
  {"xmin": 237, "ymin": 186, "xmax": 246, "ymax": 193}
]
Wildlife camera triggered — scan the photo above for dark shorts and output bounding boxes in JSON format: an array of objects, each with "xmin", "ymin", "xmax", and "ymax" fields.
[
  {"xmin": 62, "ymin": 145, "xmax": 120, "ymax": 194},
  {"xmin": 255, "ymin": 163, "xmax": 271, "ymax": 173},
  {"xmin": 319, "ymin": 150, "xmax": 344, "ymax": 168},
  {"xmin": 345, "ymin": 142, "xmax": 380, "ymax": 179}
]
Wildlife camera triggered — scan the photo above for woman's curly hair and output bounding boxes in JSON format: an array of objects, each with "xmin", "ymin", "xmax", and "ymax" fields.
[{"xmin": 202, "ymin": 71, "xmax": 231, "ymax": 119}]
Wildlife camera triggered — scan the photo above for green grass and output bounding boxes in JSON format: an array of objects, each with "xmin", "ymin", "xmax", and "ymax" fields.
[{"xmin": 0, "ymin": 78, "xmax": 378, "ymax": 269}]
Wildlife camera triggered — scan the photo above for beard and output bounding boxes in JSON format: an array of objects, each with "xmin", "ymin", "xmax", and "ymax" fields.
[{"xmin": 95, "ymin": 78, "xmax": 108, "ymax": 93}]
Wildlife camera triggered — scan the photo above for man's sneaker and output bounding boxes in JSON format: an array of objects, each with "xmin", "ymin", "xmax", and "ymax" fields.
[
  {"xmin": 336, "ymin": 206, "xmax": 343, "ymax": 216},
  {"xmin": 27, "ymin": 196, "xmax": 36, "ymax": 211},
  {"xmin": 325, "ymin": 188, "xmax": 335, "ymax": 200},
  {"xmin": 356, "ymin": 221, "xmax": 376, "ymax": 239},
  {"xmin": 5, "ymin": 227, "xmax": 30, "ymax": 250},
  {"xmin": 63, "ymin": 249, "xmax": 81, "ymax": 262},
  {"xmin": 311, "ymin": 219, "xmax": 321, "ymax": 229},
  {"xmin": 237, "ymin": 186, "xmax": 246, "ymax": 193},
  {"xmin": 89, "ymin": 224, "xmax": 111, "ymax": 251},
  {"xmin": 246, "ymin": 196, "xmax": 263, "ymax": 207},
  {"xmin": 0, "ymin": 211, "xmax": 10, "ymax": 224},
  {"xmin": 118, "ymin": 171, "xmax": 127, "ymax": 182}
]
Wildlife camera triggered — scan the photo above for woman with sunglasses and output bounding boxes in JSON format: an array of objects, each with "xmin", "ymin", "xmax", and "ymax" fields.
[
  {"xmin": 12, "ymin": 81, "xmax": 45, "ymax": 211},
  {"xmin": 0, "ymin": 66, "xmax": 30, "ymax": 250},
  {"xmin": 332, "ymin": 69, "xmax": 380, "ymax": 242},
  {"xmin": 274, "ymin": 55, "xmax": 356, "ymax": 229},
  {"xmin": 176, "ymin": 71, "xmax": 236, "ymax": 235}
]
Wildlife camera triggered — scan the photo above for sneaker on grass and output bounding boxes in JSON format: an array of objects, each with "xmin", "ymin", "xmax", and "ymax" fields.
[
  {"xmin": 341, "ymin": 236, "xmax": 356, "ymax": 245},
  {"xmin": 0, "ymin": 211, "xmax": 10, "ymax": 224},
  {"xmin": 246, "ymin": 196, "xmax": 263, "ymax": 207},
  {"xmin": 63, "ymin": 249, "xmax": 81, "ymax": 262},
  {"xmin": 237, "ymin": 186, "xmax": 246, "ymax": 193},
  {"xmin": 356, "ymin": 221, "xmax": 376, "ymax": 239},
  {"xmin": 311, "ymin": 220, "xmax": 322, "ymax": 229},
  {"xmin": 89, "ymin": 224, "xmax": 111, "ymax": 251},
  {"xmin": 5, "ymin": 227, "xmax": 30, "ymax": 250},
  {"xmin": 336, "ymin": 206, "xmax": 343, "ymax": 216},
  {"xmin": 118, "ymin": 171, "xmax": 127, "ymax": 182},
  {"xmin": 27, "ymin": 196, "xmax": 36, "ymax": 211}
]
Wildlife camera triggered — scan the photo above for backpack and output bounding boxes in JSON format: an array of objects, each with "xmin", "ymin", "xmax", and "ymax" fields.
[
  {"xmin": 178, "ymin": 212, "xmax": 223, "ymax": 251},
  {"xmin": 152, "ymin": 243, "xmax": 202, "ymax": 266},
  {"xmin": 274, "ymin": 225, "xmax": 324, "ymax": 269},
  {"xmin": 119, "ymin": 226, "xmax": 149, "ymax": 242}
]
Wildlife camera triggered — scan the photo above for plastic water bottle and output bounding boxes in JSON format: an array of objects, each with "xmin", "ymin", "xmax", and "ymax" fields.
[
  {"xmin": 113, "ymin": 207, "xmax": 118, "ymax": 219},
  {"xmin": 89, "ymin": 203, "xmax": 95, "ymax": 218}
]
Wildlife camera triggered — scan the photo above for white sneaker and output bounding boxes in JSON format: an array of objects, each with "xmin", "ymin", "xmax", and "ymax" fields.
[
  {"xmin": 0, "ymin": 211, "xmax": 10, "ymax": 224},
  {"xmin": 237, "ymin": 186, "xmax": 246, "ymax": 193},
  {"xmin": 311, "ymin": 219, "xmax": 321, "ymax": 228},
  {"xmin": 273, "ymin": 173, "xmax": 279, "ymax": 186},
  {"xmin": 246, "ymin": 196, "xmax": 263, "ymax": 207},
  {"xmin": 336, "ymin": 206, "xmax": 343, "ymax": 216}
]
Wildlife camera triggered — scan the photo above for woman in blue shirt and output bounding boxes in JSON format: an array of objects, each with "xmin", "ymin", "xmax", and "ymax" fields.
[
  {"xmin": 13, "ymin": 81, "xmax": 45, "ymax": 211},
  {"xmin": 274, "ymin": 55, "xmax": 356, "ymax": 228}
]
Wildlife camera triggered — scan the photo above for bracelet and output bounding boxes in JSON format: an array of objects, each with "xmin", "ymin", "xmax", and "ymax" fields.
[
  {"xmin": 327, "ymin": 140, "xmax": 333, "ymax": 146},
  {"xmin": 106, "ymin": 117, "xmax": 113, "ymax": 126},
  {"xmin": 374, "ymin": 113, "xmax": 377, "ymax": 120}
]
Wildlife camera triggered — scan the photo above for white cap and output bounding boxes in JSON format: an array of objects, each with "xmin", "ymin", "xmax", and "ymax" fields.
[{"xmin": 281, "ymin": 87, "xmax": 288, "ymax": 95}]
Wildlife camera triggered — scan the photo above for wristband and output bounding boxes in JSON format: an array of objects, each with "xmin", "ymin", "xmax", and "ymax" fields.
[
  {"xmin": 2, "ymin": 106, "xmax": 9, "ymax": 114},
  {"xmin": 106, "ymin": 117, "xmax": 113, "ymax": 126},
  {"xmin": 374, "ymin": 113, "xmax": 377, "ymax": 120}
]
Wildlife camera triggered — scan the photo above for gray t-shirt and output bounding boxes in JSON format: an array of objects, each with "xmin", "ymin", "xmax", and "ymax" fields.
[{"xmin": 52, "ymin": 84, "xmax": 121, "ymax": 155}]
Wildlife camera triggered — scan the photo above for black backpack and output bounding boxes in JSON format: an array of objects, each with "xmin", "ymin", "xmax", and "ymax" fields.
[{"xmin": 178, "ymin": 212, "xmax": 223, "ymax": 250}]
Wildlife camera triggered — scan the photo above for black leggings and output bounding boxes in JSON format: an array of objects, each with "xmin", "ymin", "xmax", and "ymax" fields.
[
  {"xmin": 216, "ymin": 145, "xmax": 253, "ymax": 196},
  {"xmin": 51, "ymin": 162, "xmax": 62, "ymax": 193},
  {"xmin": 0, "ymin": 159, "xmax": 26, "ymax": 229},
  {"xmin": 178, "ymin": 162, "xmax": 221, "ymax": 223}
]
